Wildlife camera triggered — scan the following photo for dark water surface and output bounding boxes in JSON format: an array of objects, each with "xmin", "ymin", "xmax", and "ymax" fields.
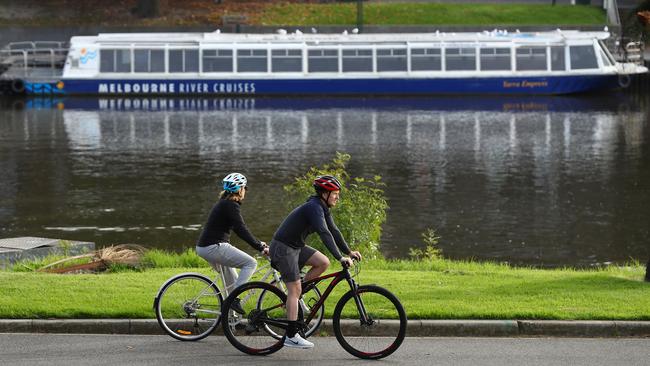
[{"xmin": 1, "ymin": 95, "xmax": 649, "ymax": 266}]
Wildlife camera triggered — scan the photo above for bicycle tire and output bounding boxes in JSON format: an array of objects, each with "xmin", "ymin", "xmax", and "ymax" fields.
[
  {"xmin": 332, "ymin": 285, "xmax": 407, "ymax": 359},
  {"xmin": 222, "ymin": 281, "xmax": 286, "ymax": 356},
  {"xmin": 263, "ymin": 280, "xmax": 324, "ymax": 339},
  {"xmin": 154, "ymin": 273, "xmax": 223, "ymax": 341}
]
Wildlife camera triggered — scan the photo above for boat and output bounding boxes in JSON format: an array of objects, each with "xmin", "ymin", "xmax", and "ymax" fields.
[{"xmin": 1, "ymin": 29, "xmax": 647, "ymax": 95}]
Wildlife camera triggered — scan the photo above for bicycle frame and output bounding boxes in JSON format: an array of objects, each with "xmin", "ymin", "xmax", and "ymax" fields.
[{"xmin": 260, "ymin": 264, "xmax": 370, "ymax": 330}]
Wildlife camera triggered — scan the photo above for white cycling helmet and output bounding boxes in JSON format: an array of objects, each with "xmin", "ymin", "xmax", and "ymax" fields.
[{"xmin": 222, "ymin": 173, "xmax": 247, "ymax": 193}]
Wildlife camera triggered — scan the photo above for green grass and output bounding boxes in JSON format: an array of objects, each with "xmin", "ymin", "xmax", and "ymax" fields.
[
  {"xmin": 259, "ymin": 4, "xmax": 606, "ymax": 26},
  {"xmin": 1, "ymin": 258, "xmax": 647, "ymax": 320}
]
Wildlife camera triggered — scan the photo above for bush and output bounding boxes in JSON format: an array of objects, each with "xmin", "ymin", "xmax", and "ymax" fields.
[
  {"xmin": 409, "ymin": 228, "xmax": 443, "ymax": 261},
  {"xmin": 283, "ymin": 152, "xmax": 388, "ymax": 259}
]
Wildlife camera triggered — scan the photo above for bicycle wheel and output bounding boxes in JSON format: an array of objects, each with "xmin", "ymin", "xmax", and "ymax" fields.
[
  {"xmin": 154, "ymin": 273, "xmax": 223, "ymax": 341},
  {"xmin": 262, "ymin": 280, "xmax": 324, "ymax": 339},
  {"xmin": 222, "ymin": 281, "xmax": 287, "ymax": 356},
  {"xmin": 333, "ymin": 285, "xmax": 407, "ymax": 360}
]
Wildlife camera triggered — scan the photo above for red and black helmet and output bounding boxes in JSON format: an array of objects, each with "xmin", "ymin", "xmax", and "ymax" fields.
[{"xmin": 313, "ymin": 175, "xmax": 342, "ymax": 192}]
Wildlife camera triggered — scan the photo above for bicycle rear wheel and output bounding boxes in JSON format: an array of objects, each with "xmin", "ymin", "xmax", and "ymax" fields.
[
  {"xmin": 263, "ymin": 280, "xmax": 324, "ymax": 339},
  {"xmin": 154, "ymin": 273, "xmax": 223, "ymax": 341},
  {"xmin": 222, "ymin": 281, "xmax": 286, "ymax": 356},
  {"xmin": 333, "ymin": 285, "xmax": 407, "ymax": 359}
]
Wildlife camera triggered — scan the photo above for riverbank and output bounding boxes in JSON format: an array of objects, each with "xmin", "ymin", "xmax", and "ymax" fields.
[
  {"xmin": 0, "ymin": 1, "xmax": 605, "ymax": 27},
  {"xmin": 1, "ymin": 258, "xmax": 648, "ymax": 320}
]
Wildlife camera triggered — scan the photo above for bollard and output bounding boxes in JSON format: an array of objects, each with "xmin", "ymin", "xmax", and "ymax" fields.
[{"xmin": 645, "ymin": 259, "xmax": 650, "ymax": 282}]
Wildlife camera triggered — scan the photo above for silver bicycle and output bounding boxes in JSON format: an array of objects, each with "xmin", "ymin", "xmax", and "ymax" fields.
[{"xmin": 153, "ymin": 257, "xmax": 324, "ymax": 341}]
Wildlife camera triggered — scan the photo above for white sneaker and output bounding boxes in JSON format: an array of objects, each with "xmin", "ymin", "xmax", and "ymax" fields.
[{"xmin": 283, "ymin": 334, "xmax": 314, "ymax": 349}]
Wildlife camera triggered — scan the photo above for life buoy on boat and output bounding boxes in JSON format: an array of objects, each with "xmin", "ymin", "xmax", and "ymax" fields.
[
  {"xmin": 618, "ymin": 74, "xmax": 631, "ymax": 88},
  {"xmin": 10, "ymin": 79, "xmax": 25, "ymax": 94}
]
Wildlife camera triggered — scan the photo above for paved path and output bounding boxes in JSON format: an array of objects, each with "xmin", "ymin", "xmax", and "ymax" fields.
[{"xmin": 1, "ymin": 334, "xmax": 649, "ymax": 366}]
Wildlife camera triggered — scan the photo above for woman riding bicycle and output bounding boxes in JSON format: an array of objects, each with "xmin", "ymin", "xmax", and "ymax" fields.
[
  {"xmin": 196, "ymin": 172, "xmax": 269, "ymax": 315},
  {"xmin": 269, "ymin": 175, "xmax": 362, "ymax": 349}
]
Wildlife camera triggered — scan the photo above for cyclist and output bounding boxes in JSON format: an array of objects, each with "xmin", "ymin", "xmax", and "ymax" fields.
[
  {"xmin": 269, "ymin": 175, "xmax": 362, "ymax": 349},
  {"xmin": 196, "ymin": 172, "xmax": 269, "ymax": 315}
]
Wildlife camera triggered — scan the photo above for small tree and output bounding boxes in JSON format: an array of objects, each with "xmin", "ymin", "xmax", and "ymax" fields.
[{"xmin": 284, "ymin": 152, "xmax": 387, "ymax": 259}]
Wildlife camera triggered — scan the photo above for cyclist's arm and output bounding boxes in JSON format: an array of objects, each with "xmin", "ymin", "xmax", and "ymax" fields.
[
  {"xmin": 230, "ymin": 203, "xmax": 265, "ymax": 252},
  {"xmin": 307, "ymin": 205, "xmax": 345, "ymax": 261},
  {"xmin": 324, "ymin": 211, "xmax": 351, "ymax": 256}
]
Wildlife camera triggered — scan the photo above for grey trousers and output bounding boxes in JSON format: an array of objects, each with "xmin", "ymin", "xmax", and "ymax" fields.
[{"xmin": 196, "ymin": 243, "xmax": 257, "ymax": 290}]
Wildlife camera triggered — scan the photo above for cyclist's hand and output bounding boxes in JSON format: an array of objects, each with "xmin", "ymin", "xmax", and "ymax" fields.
[
  {"xmin": 349, "ymin": 251, "xmax": 362, "ymax": 262},
  {"xmin": 340, "ymin": 257, "xmax": 354, "ymax": 268},
  {"xmin": 260, "ymin": 242, "xmax": 270, "ymax": 256}
]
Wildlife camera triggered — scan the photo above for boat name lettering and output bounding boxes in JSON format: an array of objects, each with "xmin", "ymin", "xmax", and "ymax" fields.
[
  {"xmin": 97, "ymin": 82, "xmax": 256, "ymax": 94},
  {"xmin": 503, "ymin": 80, "xmax": 548, "ymax": 88},
  {"xmin": 97, "ymin": 98, "xmax": 256, "ymax": 111}
]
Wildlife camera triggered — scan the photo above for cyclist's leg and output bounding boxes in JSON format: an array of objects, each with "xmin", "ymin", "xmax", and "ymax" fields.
[
  {"xmin": 215, "ymin": 243, "xmax": 257, "ymax": 289},
  {"xmin": 300, "ymin": 246, "xmax": 329, "ymax": 282},
  {"xmin": 269, "ymin": 240, "xmax": 313, "ymax": 347}
]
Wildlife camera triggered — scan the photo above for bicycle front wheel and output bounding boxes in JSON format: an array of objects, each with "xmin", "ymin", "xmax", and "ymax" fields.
[
  {"xmin": 222, "ymin": 281, "xmax": 286, "ymax": 356},
  {"xmin": 333, "ymin": 285, "xmax": 407, "ymax": 360},
  {"xmin": 154, "ymin": 273, "xmax": 223, "ymax": 341}
]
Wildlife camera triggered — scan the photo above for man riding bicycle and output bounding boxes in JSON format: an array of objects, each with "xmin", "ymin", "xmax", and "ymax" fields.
[{"xmin": 269, "ymin": 175, "xmax": 362, "ymax": 349}]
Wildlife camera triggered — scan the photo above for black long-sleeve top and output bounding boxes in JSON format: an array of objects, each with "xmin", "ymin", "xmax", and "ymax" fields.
[
  {"xmin": 273, "ymin": 196, "xmax": 351, "ymax": 260},
  {"xmin": 196, "ymin": 199, "xmax": 264, "ymax": 251}
]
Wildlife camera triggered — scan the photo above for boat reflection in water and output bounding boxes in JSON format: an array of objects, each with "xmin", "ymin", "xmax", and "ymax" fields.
[{"xmin": 3, "ymin": 94, "xmax": 647, "ymax": 266}]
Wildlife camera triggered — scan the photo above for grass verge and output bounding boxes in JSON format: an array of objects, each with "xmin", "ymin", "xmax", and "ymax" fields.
[
  {"xmin": 0, "ymin": 2, "xmax": 605, "ymax": 27},
  {"xmin": 258, "ymin": 4, "xmax": 606, "ymax": 26},
  {"xmin": 0, "ymin": 257, "xmax": 647, "ymax": 320}
]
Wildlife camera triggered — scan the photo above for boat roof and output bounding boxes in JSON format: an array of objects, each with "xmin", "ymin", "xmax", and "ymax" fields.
[{"xmin": 70, "ymin": 29, "xmax": 610, "ymax": 45}]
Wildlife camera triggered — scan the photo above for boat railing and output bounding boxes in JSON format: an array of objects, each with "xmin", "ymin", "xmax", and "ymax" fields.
[{"xmin": 0, "ymin": 41, "xmax": 69, "ymax": 72}]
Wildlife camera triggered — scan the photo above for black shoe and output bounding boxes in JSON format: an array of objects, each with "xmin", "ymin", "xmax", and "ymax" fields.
[{"xmin": 230, "ymin": 297, "xmax": 245, "ymax": 315}]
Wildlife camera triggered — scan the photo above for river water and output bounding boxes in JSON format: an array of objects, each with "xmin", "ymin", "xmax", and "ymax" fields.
[{"xmin": 0, "ymin": 94, "xmax": 648, "ymax": 266}]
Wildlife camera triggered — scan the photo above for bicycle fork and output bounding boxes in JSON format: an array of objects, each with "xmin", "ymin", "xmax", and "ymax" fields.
[{"xmin": 345, "ymin": 277, "xmax": 373, "ymax": 326}]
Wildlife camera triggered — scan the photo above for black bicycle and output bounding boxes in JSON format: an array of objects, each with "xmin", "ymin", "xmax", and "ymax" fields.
[{"xmin": 221, "ymin": 260, "xmax": 407, "ymax": 360}]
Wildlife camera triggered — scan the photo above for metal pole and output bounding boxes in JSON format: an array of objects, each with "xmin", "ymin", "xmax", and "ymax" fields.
[{"xmin": 357, "ymin": 0, "xmax": 363, "ymax": 33}]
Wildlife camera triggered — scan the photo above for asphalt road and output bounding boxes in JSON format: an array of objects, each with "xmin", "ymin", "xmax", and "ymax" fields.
[{"xmin": 1, "ymin": 334, "xmax": 649, "ymax": 366}]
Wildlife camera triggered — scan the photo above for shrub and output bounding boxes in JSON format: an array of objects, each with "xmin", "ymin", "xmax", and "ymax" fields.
[
  {"xmin": 409, "ymin": 228, "xmax": 443, "ymax": 261},
  {"xmin": 283, "ymin": 152, "xmax": 388, "ymax": 259}
]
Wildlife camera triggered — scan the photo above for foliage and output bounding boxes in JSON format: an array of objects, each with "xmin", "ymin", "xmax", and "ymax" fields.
[
  {"xmin": 283, "ymin": 152, "xmax": 388, "ymax": 259},
  {"xmin": 409, "ymin": 228, "xmax": 443, "ymax": 261}
]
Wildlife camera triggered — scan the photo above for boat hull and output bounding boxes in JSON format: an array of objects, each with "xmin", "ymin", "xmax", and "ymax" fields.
[{"xmin": 26, "ymin": 74, "xmax": 622, "ymax": 96}]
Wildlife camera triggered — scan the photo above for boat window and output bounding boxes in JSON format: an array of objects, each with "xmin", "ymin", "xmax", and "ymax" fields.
[
  {"xmin": 479, "ymin": 48, "xmax": 511, "ymax": 71},
  {"xmin": 570, "ymin": 45, "xmax": 598, "ymax": 69},
  {"xmin": 445, "ymin": 48, "xmax": 476, "ymax": 71},
  {"xmin": 134, "ymin": 49, "xmax": 165, "ymax": 73},
  {"xmin": 551, "ymin": 46, "xmax": 565, "ymax": 71},
  {"xmin": 100, "ymin": 49, "xmax": 131, "ymax": 73},
  {"xmin": 516, "ymin": 47, "xmax": 547, "ymax": 71},
  {"xmin": 272, "ymin": 49, "xmax": 302, "ymax": 73},
  {"xmin": 308, "ymin": 49, "xmax": 339, "ymax": 72},
  {"xmin": 203, "ymin": 49, "xmax": 233, "ymax": 72},
  {"xmin": 410, "ymin": 48, "xmax": 441, "ymax": 71},
  {"xmin": 598, "ymin": 40, "xmax": 617, "ymax": 65},
  {"xmin": 100, "ymin": 50, "xmax": 115, "ymax": 72},
  {"xmin": 169, "ymin": 49, "xmax": 198, "ymax": 73},
  {"xmin": 237, "ymin": 49, "xmax": 268, "ymax": 72},
  {"xmin": 377, "ymin": 48, "xmax": 407, "ymax": 72},
  {"xmin": 342, "ymin": 49, "xmax": 373, "ymax": 72}
]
